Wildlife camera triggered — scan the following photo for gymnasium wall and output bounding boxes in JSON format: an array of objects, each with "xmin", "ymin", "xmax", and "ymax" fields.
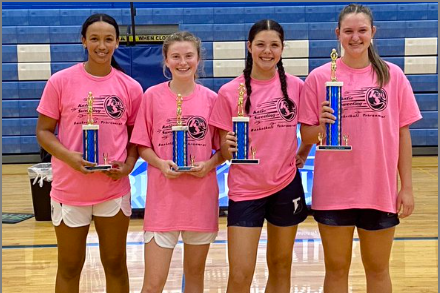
[{"xmin": 2, "ymin": 2, "xmax": 438, "ymax": 162}]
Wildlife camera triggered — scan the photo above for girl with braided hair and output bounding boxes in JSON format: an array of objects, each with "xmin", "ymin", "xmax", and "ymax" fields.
[{"xmin": 209, "ymin": 19, "xmax": 312, "ymax": 293}]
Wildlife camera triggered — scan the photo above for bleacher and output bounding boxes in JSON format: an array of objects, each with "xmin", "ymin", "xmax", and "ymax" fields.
[{"xmin": 2, "ymin": 2, "xmax": 438, "ymax": 162}]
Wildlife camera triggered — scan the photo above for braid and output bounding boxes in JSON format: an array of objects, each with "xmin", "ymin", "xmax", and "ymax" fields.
[
  {"xmin": 277, "ymin": 59, "xmax": 294, "ymax": 108},
  {"xmin": 243, "ymin": 52, "xmax": 253, "ymax": 114}
]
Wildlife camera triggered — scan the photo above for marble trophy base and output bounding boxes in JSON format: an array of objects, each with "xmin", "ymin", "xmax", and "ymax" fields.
[
  {"xmin": 85, "ymin": 165, "xmax": 112, "ymax": 171},
  {"xmin": 231, "ymin": 159, "xmax": 260, "ymax": 164},
  {"xmin": 175, "ymin": 166, "xmax": 193, "ymax": 172},
  {"xmin": 317, "ymin": 145, "xmax": 352, "ymax": 151}
]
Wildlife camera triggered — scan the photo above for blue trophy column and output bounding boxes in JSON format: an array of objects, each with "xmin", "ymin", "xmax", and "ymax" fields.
[
  {"xmin": 318, "ymin": 80, "xmax": 351, "ymax": 151},
  {"xmin": 233, "ymin": 119, "xmax": 248, "ymax": 160},
  {"xmin": 325, "ymin": 81, "xmax": 343, "ymax": 146},
  {"xmin": 172, "ymin": 125, "xmax": 191, "ymax": 171},
  {"xmin": 82, "ymin": 124, "xmax": 99, "ymax": 163},
  {"xmin": 231, "ymin": 116, "xmax": 259, "ymax": 164}
]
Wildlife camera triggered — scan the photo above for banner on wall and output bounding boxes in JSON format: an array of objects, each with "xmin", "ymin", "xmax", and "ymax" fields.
[{"xmin": 119, "ymin": 24, "xmax": 178, "ymax": 44}]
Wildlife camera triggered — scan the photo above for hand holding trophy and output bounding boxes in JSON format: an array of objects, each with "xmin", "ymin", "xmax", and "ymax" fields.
[
  {"xmin": 82, "ymin": 92, "xmax": 112, "ymax": 170},
  {"xmin": 317, "ymin": 49, "xmax": 352, "ymax": 151},
  {"xmin": 231, "ymin": 83, "xmax": 259, "ymax": 164},
  {"xmin": 172, "ymin": 94, "xmax": 194, "ymax": 171}
]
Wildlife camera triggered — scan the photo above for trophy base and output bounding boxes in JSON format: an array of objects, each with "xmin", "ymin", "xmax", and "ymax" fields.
[
  {"xmin": 176, "ymin": 166, "xmax": 193, "ymax": 172},
  {"xmin": 317, "ymin": 145, "xmax": 352, "ymax": 151},
  {"xmin": 231, "ymin": 159, "xmax": 260, "ymax": 164},
  {"xmin": 85, "ymin": 164, "xmax": 112, "ymax": 171}
]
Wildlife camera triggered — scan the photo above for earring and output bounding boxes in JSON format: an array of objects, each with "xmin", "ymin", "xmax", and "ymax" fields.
[{"xmin": 83, "ymin": 45, "xmax": 87, "ymax": 49}]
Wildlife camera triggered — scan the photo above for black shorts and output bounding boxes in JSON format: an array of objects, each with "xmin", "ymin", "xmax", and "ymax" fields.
[
  {"xmin": 227, "ymin": 171, "xmax": 308, "ymax": 227},
  {"xmin": 313, "ymin": 209, "xmax": 400, "ymax": 231}
]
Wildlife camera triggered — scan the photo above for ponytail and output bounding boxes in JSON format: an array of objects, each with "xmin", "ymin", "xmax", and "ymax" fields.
[
  {"xmin": 111, "ymin": 56, "xmax": 125, "ymax": 73},
  {"xmin": 368, "ymin": 44, "xmax": 389, "ymax": 88}
]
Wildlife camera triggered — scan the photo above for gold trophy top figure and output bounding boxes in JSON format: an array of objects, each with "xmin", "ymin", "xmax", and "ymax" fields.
[
  {"xmin": 318, "ymin": 132, "xmax": 324, "ymax": 146},
  {"xmin": 330, "ymin": 49, "xmax": 338, "ymax": 82},
  {"xmin": 237, "ymin": 83, "xmax": 245, "ymax": 117},
  {"xmin": 86, "ymin": 92, "xmax": 95, "ymax": 125},
  {"xmin": 176, "ymin": 94, "xmax": 183, "ymax": 126}
]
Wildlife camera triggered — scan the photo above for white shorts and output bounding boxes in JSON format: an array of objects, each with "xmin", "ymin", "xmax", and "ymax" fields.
[
  {"xmin": 51, "ymin": 193, "xmax": 132, "ymax": 228},
  {"xmin": 144, "ymin": 231, "xmax": 218, "ymax": 249}
]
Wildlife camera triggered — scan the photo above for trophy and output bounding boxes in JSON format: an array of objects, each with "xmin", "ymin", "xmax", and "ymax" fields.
[
  {"xmin": 317, "ymin": 49, "xmax": 352, "ymax": 151},
  {"xmin": 231, "ymin": 83, "xmax": 259, "ymax": 164},
  {"xmin": 82, "ymin": 92, "xmax": 111, "ymax": 170},
  {"xmin": 171, "ymin": 94, "xmax": 194, "ymax": 171}
]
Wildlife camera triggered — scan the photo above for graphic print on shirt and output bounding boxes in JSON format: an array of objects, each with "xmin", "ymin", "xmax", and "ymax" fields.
[
  {"xmin": 342, "ymin": 87, "xmax": 388, "ymax": 119},
  {"xmin": 73, "ymin": 94, "xmax": 125, "ymax": 126},
  {"xmin": 104, "ymin": 95, "xmax": 125, "ymax": 119},
  {"xmin": 157, "ymin": 116, "xmax": 208, "ymax": 148},
  {"xmin": 187, "ymin": 116, "xmax": 208, "ymax": 140},
  {"xmin": 251, "ymin": 97, "xmax": 297, "ymax": 132}
]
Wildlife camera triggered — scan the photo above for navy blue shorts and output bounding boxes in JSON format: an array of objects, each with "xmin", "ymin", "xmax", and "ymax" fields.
[
  {"xmin": 313, "ymin": 209, "xmax": 400, "ymax": 231},
  {"xmin": 227, "ymin": 171, "xmax": 308, "ymax": 227}
]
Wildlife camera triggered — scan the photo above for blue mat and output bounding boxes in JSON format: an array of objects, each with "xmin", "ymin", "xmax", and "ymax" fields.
[{"xmin": 2, "ymin": 213, "xmax": 34, "ymax": 224}]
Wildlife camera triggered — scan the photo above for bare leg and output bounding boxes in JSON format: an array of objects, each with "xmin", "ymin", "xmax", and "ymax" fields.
[
  {"xmin": 141, "ymin": 238, "xmax": 174, "ymax": 293},
  {"xmin": 318, "ymin": 224, "xmax": 355, "ymax": 293},
  {"xmin": 265, "ymin": 223, "xmax": 298, "ymax": 293},
  {"xmin": 183, "ymin": 243, "xmax": 210, "ymax": 293},
  {"xmin": 358, "ymin": 227, "xmax": 395, "ymax": 293},
  {"xmin": 226, "ymin": 226, "xmax": 262, "ymax": 293},
  {"xmin": 54, "ymin": 222, "xmax": 90, "ymax": 293},
  {"xmin": 94, "ymin": 210, "xmax": 130, "ymax": 293}
]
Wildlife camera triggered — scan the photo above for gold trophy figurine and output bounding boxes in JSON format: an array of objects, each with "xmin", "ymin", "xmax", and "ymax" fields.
[
  {"xmin": 238, "ymin": 83, "xmax": 245, "ymax": 117},
  {"xmin": 318, "ymin": 132, "xmax": 324, "ymax": 146},
  {"xmin": 330, "ymin": 49, "xmax": 338, "ymax": 82},
  {"xmin": 87, "ymin": 92, "xmax": 94, "ymax": 124}
]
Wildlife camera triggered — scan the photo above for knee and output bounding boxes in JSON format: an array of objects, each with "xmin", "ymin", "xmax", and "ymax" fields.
[
  {"xmin": 185, "ymin": 263, "xmax": 205, "ymax": 279},
  {"xmin": 363, "ymin": 261, "xmax": 390, "ymax": 279},
  {"xmin": 142, "ymin": 280, "xmax": 166, "ymax": 293},
  {"xmin": 324, "ymin": 258, "xmax": 351, "ymax": 279},
  {"xmin": 228, "ymin": 267, "xmax": 254, "ymax": 287},
  {"xmin": 58, "ymin": 255, "xmax": 86, "ymax": 280},
  {"xmin": 101, "ymin": 253, "xmax": 127, "ymax": 275},
  {"xmin": 267, "ymin": 255, "xmax": 292, "ymax": 277}
]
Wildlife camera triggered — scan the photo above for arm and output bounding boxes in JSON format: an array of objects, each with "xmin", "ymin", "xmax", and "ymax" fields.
[
  {"xmin": 219, "ymin": 129, "xmax": 237, "ymax": 161},
  {"xmin": 138, "ymin": 145, "xmax": 181, "ymax": 179},
  {"xmin": 396, "ymin": 126, "xmax": 415, "ymax": 218},
  {"xmin": 300, "ymin": 101, "xmax": 335, "ymax": 144},
  {"xmin": 295, "ymin": 142, "xmax": 313, "ymax": 169},
  {"xmin": 36, "ymin": 114, "xmax": 95, "ymax": 173}
]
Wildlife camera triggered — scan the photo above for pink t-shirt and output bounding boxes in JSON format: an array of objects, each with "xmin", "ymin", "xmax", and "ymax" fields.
[
  {"xmin": 299, "ymin": 59, "xmax": 422, "ymax": 213},
  {"xmin": 130, "ymin": 82, "xmax": 219, "ymax": 232},
  {"xmin": 209, "ymin": 73, "xmax": 304, "ymax": 201},
  {"xmin": 37, "ymin": 63, "xmax": 143, "ymax": 205}
]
